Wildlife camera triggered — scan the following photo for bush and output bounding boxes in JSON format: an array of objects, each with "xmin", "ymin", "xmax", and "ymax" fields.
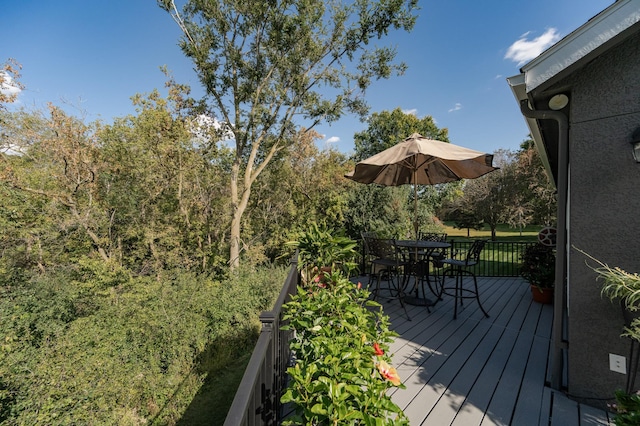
[
  {"xmin": 0, "ymin": 265, "xmax": 287, "ymax": 425},
  {"xmin": 610, "ymin": 390, "xmax": 640, "ymax": 426},
  {"xmin": 519, "ymin": 242, "xmax": 555, "ymax": 289},
  {"xmin": 281, "ymin": 271, "xmax": 408, "ymax": 425}
]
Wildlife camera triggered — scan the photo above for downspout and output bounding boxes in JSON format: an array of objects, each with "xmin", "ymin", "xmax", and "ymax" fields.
[{"xmin": 519, "ymin": 99, "xmax": 569, "ymax": 391}]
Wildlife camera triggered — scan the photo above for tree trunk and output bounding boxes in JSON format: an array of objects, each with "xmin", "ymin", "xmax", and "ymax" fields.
[
  {"xmin": 229, "ymin": 162, "xmax": 241, "ymax": 270},
  {"xmin": 229, "ymin": 159, "xmax": 253, "ymax": 271}
]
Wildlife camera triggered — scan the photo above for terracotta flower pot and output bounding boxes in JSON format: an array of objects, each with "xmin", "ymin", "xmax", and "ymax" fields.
[{"xmin": 531, "ymin": 285, "xmax": 554, "ymax": 304}]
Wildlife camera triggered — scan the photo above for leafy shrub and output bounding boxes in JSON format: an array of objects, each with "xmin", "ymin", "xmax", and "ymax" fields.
[
  {"xmin": 285, "ymin": 222, "xmax": 359, "ymax": 283},
  {"xmin": 281, "ymin": 271, "xmax": 408, "ymax": 425},
  {"xmin": 610, "ymin": 390, "xmax": 640, "ymax": 426},
  {"xmin": 0, "ymin": 264, "xmax": 287, "ymax": 425},
  {"xmin": 519, "ymin": 242, "xmax": 555, "ymax": 289}
]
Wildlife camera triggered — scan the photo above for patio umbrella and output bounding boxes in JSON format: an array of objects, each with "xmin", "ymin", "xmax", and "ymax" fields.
[{"xmin": 345, "ymin": 133, "xmax": 498, "ymax": 239}]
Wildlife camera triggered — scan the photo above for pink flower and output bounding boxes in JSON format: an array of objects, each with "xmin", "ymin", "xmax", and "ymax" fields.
[
  {"xmin": 373, "ymin": 342, "xmax": 384, "ymax": 356},
  {"xmin": 377, "ymin": 361, "xmax": 401, "ymax": 386}
]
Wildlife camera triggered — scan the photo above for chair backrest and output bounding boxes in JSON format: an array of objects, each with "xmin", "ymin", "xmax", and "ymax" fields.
[
  {"xmin": 361, "ymin": 232, "xmax": 375, "ymax": 257},
  {"xmin": 465, "ymin": 240, "xmax": 487, "ymax": 264},
  {"xmin": 367, "ymin": 237, "xmax": 396, "ymax": 259}
]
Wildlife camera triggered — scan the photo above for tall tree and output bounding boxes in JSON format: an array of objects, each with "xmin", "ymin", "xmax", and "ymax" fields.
[
  {"xmin": 353, "ymin": 107, "xmax": 449, "ymax": 161},
  {"xmin": 1, "ymin": 106, "xmax": 115, "ymax": 262},
  {"xmin": 515, "ymin": 138, "xmax": 556, "ymax": 226},
  {"xmin": 159, "ymin": 0, "xmax": 419, "ymax": 269},
  {"xmin": 349, "ymin": 108, "xmax": 457, "ymax": 236},
  {"xmin": 449, "ymin": 150, "xmax": 519, "ymax": 240},
  {"xmin": 249, "ymin": 129, "xmax": 354, "ymax": 261}
]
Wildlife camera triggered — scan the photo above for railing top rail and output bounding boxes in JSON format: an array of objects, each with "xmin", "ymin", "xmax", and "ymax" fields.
[
  {"xmin": 223, "ymin": 254, "xmax": 299, "ymax": 426},
  {"xmin": 272, "ymin": 253, "xmax": 299, "ymax": 314},
  {"xmin": 222, "ymin": 330, "xmax": 273, "ymax": 426}
]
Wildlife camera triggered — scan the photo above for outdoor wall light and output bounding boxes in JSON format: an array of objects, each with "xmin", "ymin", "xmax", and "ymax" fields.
[
  {"xmin": 548, "ymin": 94, "xmax": 569, "ymax": 110},
  {"xmin": 631, "ymin": 127, "xmax": 640, "ymax": 163}
]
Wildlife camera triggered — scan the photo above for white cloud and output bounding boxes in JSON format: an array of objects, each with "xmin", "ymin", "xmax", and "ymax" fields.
[
  {"xmin": 0, "ymin": 72, "xmax": 22, "ymax": 97},
  {"xmin": 505, "ymin": 28, "xmax": 561, "ymax": 66},
  {"xmin": 403, "ymin": 108, "xmax": 418, "ymax": 116},
  {"xmin": 448, "ymin": 103, "xmax": 462, "ymax": 113},
  {"xmin": 326, "ymin": 136, "xmax": 340, "ymax": 144},
  {"xmin": 188, "ymin": 114, "xmax": 234, "ymax": 142}
]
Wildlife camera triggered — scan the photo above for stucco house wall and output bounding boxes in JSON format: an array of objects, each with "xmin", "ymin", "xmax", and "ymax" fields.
[{"xmin": 548, "ymin": 29, "xmax": 640, "ymax": 401}]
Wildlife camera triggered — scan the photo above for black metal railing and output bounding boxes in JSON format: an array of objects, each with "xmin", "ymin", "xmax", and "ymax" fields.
[
  {"xmin": 446, "ymin": 240, "xmax": 536, "ymax": 277},
  {"xmin": 223, "ymin": 257, "xmax": 299, "ymax": 426},
  {"xmin": 359, "ymin": 239, "xmax": 536, "ymax": 277}
]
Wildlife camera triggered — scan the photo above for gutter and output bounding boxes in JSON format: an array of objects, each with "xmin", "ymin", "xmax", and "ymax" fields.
[{"xmin": 519, "ymin": 99, "xmax": 569, "ymax": 391}]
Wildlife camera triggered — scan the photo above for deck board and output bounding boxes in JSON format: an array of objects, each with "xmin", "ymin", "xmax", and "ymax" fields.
[{"xmin": 357, "ymin": 275, "xmax": 614, "ymax": 426}]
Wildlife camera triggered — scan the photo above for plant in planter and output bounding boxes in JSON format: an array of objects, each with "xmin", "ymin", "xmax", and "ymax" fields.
[
  {"xmin": 577, "ymin": 248, "xmax": 640, "ymax": 339},
  {"xmin": 285, "ymin": 222, "xmax": 359, "ymax": 284},
  {"xmin": 281, "ymin": 272, "xmax": 408, "ymax": 425},
  {"xmin": 519, "ymin": 243, "xmax": 556, "ymax": 303}
]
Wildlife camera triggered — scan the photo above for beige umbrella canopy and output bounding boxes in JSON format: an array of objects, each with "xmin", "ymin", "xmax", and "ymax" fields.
[{"xmin": 345, "ymin": 133, "xmax": 498, "ymax": 238}]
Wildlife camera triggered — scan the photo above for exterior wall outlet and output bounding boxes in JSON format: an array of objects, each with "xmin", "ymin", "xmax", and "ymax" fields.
[{"xmin": 610, "ymin": 353, "xmax": 627, "ymax": 374}]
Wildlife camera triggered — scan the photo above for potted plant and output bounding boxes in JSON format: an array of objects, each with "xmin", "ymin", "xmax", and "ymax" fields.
[
  {"xmin": 286, "ymin": 223, "xmax": 358, "ymax": 284},
  {"xmin": 578, "ymin": 248, "xmax": 640, "ymax": 339},
  {"xmin": 520, "ymin": 242, "xmax": 556, "ymax": 304}
]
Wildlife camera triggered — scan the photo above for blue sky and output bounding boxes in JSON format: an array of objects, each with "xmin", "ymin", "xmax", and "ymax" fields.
[{"xmin": 3, "ymin": 0, "xmax": 614, "ymax": 155}]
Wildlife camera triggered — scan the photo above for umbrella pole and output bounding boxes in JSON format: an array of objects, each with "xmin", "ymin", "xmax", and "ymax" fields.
[{"xmin": 413, "ymin": 174, "xmax": 418, "ymax": 241}]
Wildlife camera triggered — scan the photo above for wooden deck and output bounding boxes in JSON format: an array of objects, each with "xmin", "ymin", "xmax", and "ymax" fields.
[{"xmin": 356, "ymin": 275, "xmax": 615, "ymax": 426}]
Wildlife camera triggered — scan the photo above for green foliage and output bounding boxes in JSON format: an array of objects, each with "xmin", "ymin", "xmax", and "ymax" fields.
[
  {"xmin": 441, "ymin": 144, "xmax": 557, "ymax": 240},
  {"xmin": 0, "ymin": 265, "xmax": 287, "ymax": 424},
  {"xmin": 587, "ymin": 255, "xmax": 640, "ymax": 313},
  {"xmin": 610, "ymin": 390, "xmax": 640, "ymax": 425},
  {"xmin": 347, "ymin": 108, "xmax": 457, "ymax": 238},
  {"xmin": 159, "ymin": 0, "xmax": 419, "ymax": 269},
  {"xmin": 577, "ymin": 248, "xmax": 640, "ymax": 343},
  {"xmin": 286, "ymin": 222, "xmax": 359, "ymax": 283},
  {"xmin": 281, "ymin": 272, "xmax": 408, "ymax": 425},
  {"xmin": 449, "ymin": 209, "xmax": 484, "ymax": 236},
  {"xmin": 352, "ymin": 108, "xmax": 449, "ymax": 162},
  {"xmin": 519, "ymin": 243, "xmax": 556, "ymax": 289}
]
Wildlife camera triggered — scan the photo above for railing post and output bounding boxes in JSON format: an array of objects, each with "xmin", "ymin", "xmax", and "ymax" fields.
[{"xmin": 259, "ymin": 311, "xmax": 277, "ymax": 426}]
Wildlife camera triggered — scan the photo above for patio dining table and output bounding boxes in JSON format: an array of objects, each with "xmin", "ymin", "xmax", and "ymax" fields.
[{"xmin": 395, "ymin": 239, "xmax": 451, "ymax": 307}]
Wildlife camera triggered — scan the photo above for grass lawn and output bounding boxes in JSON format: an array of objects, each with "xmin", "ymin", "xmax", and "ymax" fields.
[{"xmin": 441, "ymin": 222, "xmax": 544, "ymax": 242}]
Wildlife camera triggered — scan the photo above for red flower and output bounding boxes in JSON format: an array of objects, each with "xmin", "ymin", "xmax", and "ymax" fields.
[
  {"xmin": 377, "ymin": 361, "xmax": 401, "ymax": 386},
  {"xmin": 373, "ymin": 342, "xmax": 384, "ymax": 356}
]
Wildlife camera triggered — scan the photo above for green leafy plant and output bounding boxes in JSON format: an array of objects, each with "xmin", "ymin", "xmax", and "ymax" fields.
[
  {"xmin": 286, "ymin": 223, "xmax": 359, "ymax": 283},
  {"xmin": 519, "ymin": 243, "xmax": 556, "ymax": 290},
  {"xmin": 579, "ymin": 250, "xmax": 640, "ymax": 313},
  {"xmin": 281, "ymin": 271, "xmax": 408, "ymax": 425},
  {"xmin": 610, "ymin": 390, "xmax": 640, "ymax": 426}
]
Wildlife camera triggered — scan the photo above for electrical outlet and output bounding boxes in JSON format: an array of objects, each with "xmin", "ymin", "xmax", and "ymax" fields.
[{"xmin": 610, "ymin": 353, "xmax": 627, "ymax": 374}]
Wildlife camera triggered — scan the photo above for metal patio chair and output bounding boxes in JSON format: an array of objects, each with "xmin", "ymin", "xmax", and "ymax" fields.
[{"xmin": 439, "ymin": 239, "xmax": 489, "ymax": 319}]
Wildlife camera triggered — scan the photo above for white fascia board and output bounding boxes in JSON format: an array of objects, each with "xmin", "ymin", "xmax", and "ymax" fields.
[
  {"xmin": 507, "ymin": 73, "xmax": 556, "ymax": 187},
  {"xmin": 522, "ymin": 0, "xmax": 640, "ymax": 93}
]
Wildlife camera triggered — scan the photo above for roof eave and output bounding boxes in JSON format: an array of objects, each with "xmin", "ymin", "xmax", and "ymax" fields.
[
  {"xmin": 522, "ymin": 0, "xmax": 640, "ymax": 94},
  {"xmin": 507, "ymin": 74, "xmax": 557, "ymax": 187}
]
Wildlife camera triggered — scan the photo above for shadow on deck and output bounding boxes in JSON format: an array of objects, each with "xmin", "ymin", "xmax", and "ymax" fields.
[{"xmin": 350, "ymin": 275, "xmax": 614, "ymax": 426}]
